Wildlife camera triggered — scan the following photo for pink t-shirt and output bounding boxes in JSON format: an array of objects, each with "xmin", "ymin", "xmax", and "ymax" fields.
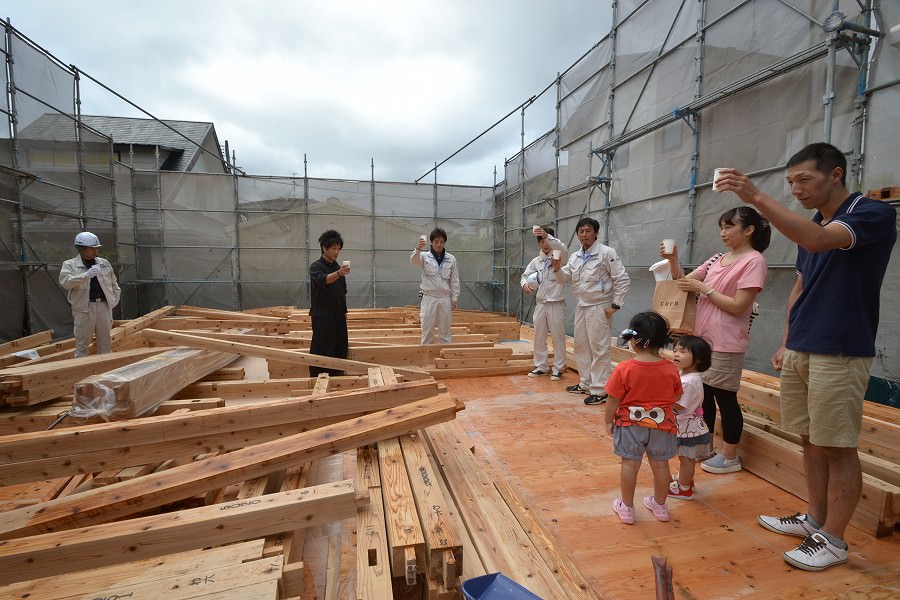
[{"xmin": 693, "ymin": 250, "xmax": 767, "ymax": 353}]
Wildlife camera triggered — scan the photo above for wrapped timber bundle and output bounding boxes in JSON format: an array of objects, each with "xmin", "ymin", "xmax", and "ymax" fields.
[{"xmin": 71, "ymin": 347, "xmax": 237, "ymax": 421}]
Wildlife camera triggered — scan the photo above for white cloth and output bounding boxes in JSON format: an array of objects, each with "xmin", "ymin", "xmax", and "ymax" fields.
[
  {"xmin": 532, "ymin": 300, "xmax": 566, "ymax": 372},
  {"xmin": 73, "ymin": 300, "xmax": 114, "ymax": 357},
  {"xmin": 521, "ymin": 236, "xmax": 569, "ymax": 372},
  {"xmin": 59, "ymin": 255, "xmax": 121, "ymax": 311},
  {"xmin": 420, "ymin": 294, "xmax": 453, "ymax": 345},
  {"xmin": 409, "ymin": 249, "xmax": 460, "ymax": 300},
  {"xmin": 519, "ymin": 235, "xmax": 568, "ymax": 303},
  {"xmin": 59, "ymin": 255, "xmax": 120, "ymax": 357},
  {"xmin": 574, "ymin": 303, "xmax": 613, "ymax": 395},
  {"xmin": 557, "ymin": 239, "xmax": 629, "ymax": 307},
  {"xmin": 557, "ymin": 239, "xmax": 628, "ymax": 394}
]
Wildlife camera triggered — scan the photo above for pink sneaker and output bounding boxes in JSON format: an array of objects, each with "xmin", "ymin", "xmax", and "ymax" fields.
[
  {"xmin": 643, "ymin": 496, "xmax": 670, "ymax": 521},
  {"xmin": 612, "ymin": 498, "xmax": 635, "ymax": 524}
]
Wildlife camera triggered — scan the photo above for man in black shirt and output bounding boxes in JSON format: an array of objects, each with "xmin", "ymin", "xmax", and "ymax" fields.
[{"xmin": 308, "ymin": 230, "xmax": 350, "ymax": 376}]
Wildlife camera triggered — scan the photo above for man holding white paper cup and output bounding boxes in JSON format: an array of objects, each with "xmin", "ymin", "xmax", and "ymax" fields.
[
  {"xmin": 717, "ymin": 143, "xmax": 896, "ymax": 572},
  {"xmin": 411, "ymin": 227, "xmax": 460, "ymax": 344},
  {"xmin": 308, "ymin": 229, "xmax": 350, "ymax": 376},
  {"xmin": 555, "ymin": 217, "xmax": 630, "ymax": 405},
  {"xmin": 521, "ymin": 226, "xmax": 568, "ymax": 380}
]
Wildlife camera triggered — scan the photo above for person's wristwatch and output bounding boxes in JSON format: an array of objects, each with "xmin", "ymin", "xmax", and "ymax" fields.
[{"xmin": 610, "ymin": 303, "xmax": 621, "ymax": 310}]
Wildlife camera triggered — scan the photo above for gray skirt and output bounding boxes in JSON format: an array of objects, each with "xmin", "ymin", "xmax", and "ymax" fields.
[{"xmin": 701, "ymin": 351, "xmax": 745, "ymax": 392}]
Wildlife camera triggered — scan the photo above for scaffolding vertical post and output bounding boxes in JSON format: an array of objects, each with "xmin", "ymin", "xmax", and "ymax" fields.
[
  {"xmin": 370, "ymin": 158, "xmax": 376, "ymax": 308},
  {"xmin": 303, "ymin": 154, "xmax": 310, "ymax": 307},
  {"xmin": 849, "ymin": 0, "xmax": 876, "ymax": 190},
  {"xmin": 5, "ymin": 19, "xmax": 34, "ymax": 336},
  {"xmin": 231, "ymin": 167, "xmax": 242, "ymax": 310}
]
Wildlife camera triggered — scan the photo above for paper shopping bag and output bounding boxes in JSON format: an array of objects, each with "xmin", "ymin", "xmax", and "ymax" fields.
[{"xmin": 652, "ymin": 280, "xmax": 696, "ymax": 334}]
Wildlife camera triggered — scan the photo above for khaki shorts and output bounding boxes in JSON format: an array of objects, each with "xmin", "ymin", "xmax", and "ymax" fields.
[
  {"xmin": 701, "ymin": 351, "xmax": 744, "ymax": 392},
  {"xmin": 779, "ymin": 350, "xmax": 872, "ymax": 448}
]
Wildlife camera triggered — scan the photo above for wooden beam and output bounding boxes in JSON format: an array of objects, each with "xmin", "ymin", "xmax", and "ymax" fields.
[
  {"xmin": 0, "ymin": 480, "xmax": 354, "ymax": 585},
  {"xmin": 142, "ymin": 328, "xmax": 430, "ymax": 379},
  {"xmin": 0, "ymin": 396, "xmax": 458, "ymax": 539},
  {"xmin": 72, "ymin": 347, "xmax": 237, "ymax": 420},
  {"xmin": 740, "ymin": 424, "xmax": 898, "ymax": 536},
  {"xmin": 494, "ymin": 479, "xmax": 601, "ymax": 600},
  {"xmin": 378, "ymin": 437, "xmax": 426, "ymax": 582},
  {"xmin": 0, "ymin": 330, "xmax": 53, "ymax": 356},
  {"xmin": 0, "ymin": 381, "xmax": 443, "ymax": 485},
  {"xmin": 0, "ymin": 540, "xmax": 266, "ymax": 599},
  {"xmin": 398, "ymin": 432, "xmax": 463, "ymax": 584}
]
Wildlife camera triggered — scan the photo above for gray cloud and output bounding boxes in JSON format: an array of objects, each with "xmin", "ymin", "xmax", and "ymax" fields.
[{"xmin": 6, "ymin": 0, "xmax": 611, "ymax": 184}]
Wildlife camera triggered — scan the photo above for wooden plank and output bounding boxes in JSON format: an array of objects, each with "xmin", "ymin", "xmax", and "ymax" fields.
[
  {"xmin": 378, "ymin": 437, "xmax": 426, "ymax": 582},
  {"xmin": 0, "ymin": 540, "xmax": 266, "ymax": 599},
  {"xmin": 142, "ymin": 328, "xmax": 431, "ymax": 379},
  {"xmin": 175, "ymin": 305, "xmax": 284, "ymax": 321},
  {"xmin": 0, "ymin": 330, "xmax": 53, "ymax": 356},
  {"xmin": 426, "ymin": 363, "xmax": 534, "ymax": 379},
  {"xmin": 0, "ymin": 379, "xmax": 441, "ymax": 463},
  {"xmin": 50, "ymin": 556, "xmax": 281, "ymax": 600},
  {"xmin": 72, "ymin": 347, "xmax": 238, "ymax": 419},
  {"xmin": 740, "ymin": 424, "xmax": 897, "ymax": 536},
  {"xmin": 438, "ymin": 347, "xmax": 512, "ymax": 359},
  {"xmin": 423, "ymin": 422, "xmax": 569, "ymax": 598},
  {"xmin": 357, "ymin": 485, "xmax": 394, "ymax": 600},
  {"xmin": 0, "ymin": 480, "xmax": 354, "ymax": 585},
  {"xmin": 494, "ymin": 479, "xmax": 601, "ymax": 600},
  {"xmin": 0, "ymin": 396, "xmax": 458, "ymax": 539},
  {"xmin": 398, "ymin": 432, "xmax": 463, "ymax": 584},
  {"xmin": 433, "ymin": 357, "xmax": 510, "ymax": 369},
  {"xmin": 0, "ymin": 347, "xmax": 174, "ymax": 406}
]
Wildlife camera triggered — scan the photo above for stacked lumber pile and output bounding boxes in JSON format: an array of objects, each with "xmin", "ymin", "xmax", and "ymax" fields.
[
  {"xmin": 0, "ymin": 306, "xmax": 591, "ymax": 599},
  {"xmin": 611, "ymin": 344, "xmax": 900, "ymax": 538}
]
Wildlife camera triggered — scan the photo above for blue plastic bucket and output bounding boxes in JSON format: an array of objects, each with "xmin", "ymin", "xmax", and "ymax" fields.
[{"xmin": 462, "ymin": 572, "xmax": 543, "ymax": 599}]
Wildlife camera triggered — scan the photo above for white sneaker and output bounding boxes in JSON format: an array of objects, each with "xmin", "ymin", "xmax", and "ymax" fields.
[
  {"xmin": 527, "ymin": 369, "xmax": 546, "ymax": 378},
  {"xmin": 758, "ymin": 513, "xmax": 819, "ymax": 537},
  {"xmin": 783, "ymin": 532, "xmax": 848, "ymax": 571},
  {"xmin": 701, "ymin": 452, "xmax": 741, "ymax": 474},
  {"xmin": 550, "ymin": 369, "xmax": 562, "ymax": 381}
]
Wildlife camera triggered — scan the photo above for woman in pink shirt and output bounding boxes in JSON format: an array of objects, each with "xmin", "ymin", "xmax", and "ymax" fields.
[{"xmin": 661, "ymin": 206, "xmax": 770, "ymax": 474}]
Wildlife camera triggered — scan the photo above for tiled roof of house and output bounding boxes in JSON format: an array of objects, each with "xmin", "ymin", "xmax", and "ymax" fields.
[{"xmin": 17, "ymin": 114, "xmax": 223, "ymax": 172}]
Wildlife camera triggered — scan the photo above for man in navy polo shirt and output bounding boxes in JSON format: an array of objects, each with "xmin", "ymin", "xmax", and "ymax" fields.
[{"xmin": 714, "ymin": 143, "xmax": 895, "ymax": 571}]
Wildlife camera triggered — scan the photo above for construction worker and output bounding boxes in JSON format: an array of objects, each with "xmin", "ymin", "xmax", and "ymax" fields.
[
  {"xmin": 411, "ymin": 228, "xmax": 460, "ymax": 345},
  {"xmin": 59, "ymin": 232, "xmax": 121, "ymax": 357}
]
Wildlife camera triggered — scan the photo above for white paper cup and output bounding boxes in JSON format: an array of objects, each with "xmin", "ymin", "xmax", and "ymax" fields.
[
  {"xmin": 420, "ymin": 235, "xmax": 428, "ymax": 243},
  {"xmin": 712, "ymin": 168, "xmax": 726, "ymax": 192},
  {"xmin": 342, "ymin": 260, "xmax": 350, "ymax": 267},
  {"xmin": 532, "ymin": 225, "xmax": 541, "ymax": 234},
  {"xmin": 552, "ymin": 249, "xmax": 561, "ymax": 260},
  {"xmin": 662, "ymin": 239, "xmax": 675, "ymax": 254}
]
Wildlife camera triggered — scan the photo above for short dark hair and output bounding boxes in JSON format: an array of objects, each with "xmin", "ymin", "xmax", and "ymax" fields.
[
  {"xmin": 719, "ymin": 206, "xmax": 771, "ymax": 252},
  {"xmin": 540, "ymin": 225, "xmax": 555, "ymax": 237},
  {"xmin": 318, "ymin": 229, "xmax": 343, "ymax": 250},
  {"xmin": 786, "ymin": 142, "xmax": 847, "ymax": 187},
  {"xmin": 575, "ymin": 217, "xmax": 600, "ymax": 233},
  {"xmin": 674, "ymin": 335, "xmax": 712, "ymax": 373},
  {"xmin": 627, "ymin": 311, "xmax": 670, "ymax": 350},
  {"xmin": 430, "ymin": 227, "xmax": 448, "ymax": 242}
]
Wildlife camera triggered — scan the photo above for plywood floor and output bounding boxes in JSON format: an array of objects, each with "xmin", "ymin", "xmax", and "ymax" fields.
[{"xmin": 443, "ymin": 372, "xmax": 900, "ymax": 600}]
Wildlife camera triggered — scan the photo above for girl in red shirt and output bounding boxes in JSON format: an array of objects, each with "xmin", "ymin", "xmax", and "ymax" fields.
[{"xmin": 606, "ymin": 312, "xmax": 682, "ymax": 524}]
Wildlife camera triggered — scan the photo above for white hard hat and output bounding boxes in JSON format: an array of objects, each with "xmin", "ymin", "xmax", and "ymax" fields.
[
  {"xmin": 525, "ymin": 272, "xmax": 540, "ymax": 291},
  {"xmin": 74, "ymin": 232, "xmax": 102, "ymax": 247}
]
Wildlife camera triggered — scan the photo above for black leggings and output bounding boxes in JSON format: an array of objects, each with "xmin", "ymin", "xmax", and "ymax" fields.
[{"xmin": 702, "ymin": 384, "xmax": 743, "ymax": 445}]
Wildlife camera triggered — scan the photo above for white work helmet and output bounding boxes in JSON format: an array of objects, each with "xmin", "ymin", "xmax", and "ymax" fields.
[
  {"xmin": 525, "ymin": 272, "xmax": 540, "ymax": 291},
  {"xmin": 74, "ymin": 232, "xmax": 102, "ymax": 248}
]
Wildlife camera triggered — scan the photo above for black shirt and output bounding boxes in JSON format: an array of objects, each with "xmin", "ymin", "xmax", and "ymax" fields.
[{"xmin": 309, "ymin": 257, "xmax": 347, "ymax": 317}]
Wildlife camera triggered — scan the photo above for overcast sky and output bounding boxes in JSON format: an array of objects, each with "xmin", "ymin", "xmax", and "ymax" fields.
[{"xmin": 6, "ymin": 1, "xmax": 612, "ymax": 186}]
